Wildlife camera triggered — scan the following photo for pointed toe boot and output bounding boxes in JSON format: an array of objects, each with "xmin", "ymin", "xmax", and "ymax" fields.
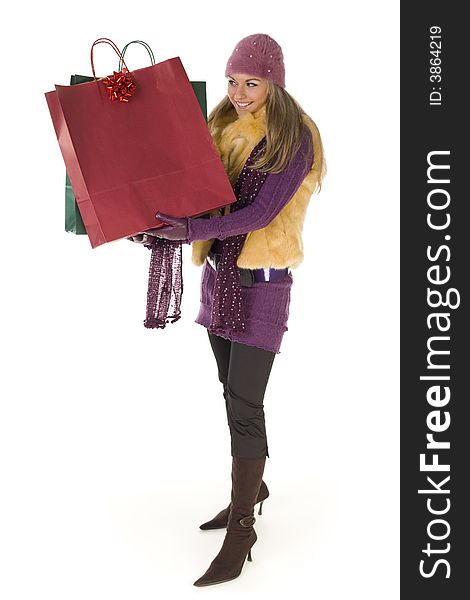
[
  {"xmin": 199, "ymin": 479, "xmax": 270, "ymax": 530},
  {"xmin": 193, "ymin": 512, "xmax": 257, "ymax": 586},
  {"xmin": 193, "ymin": 456, "xmax": 266, "ymax": 587}
]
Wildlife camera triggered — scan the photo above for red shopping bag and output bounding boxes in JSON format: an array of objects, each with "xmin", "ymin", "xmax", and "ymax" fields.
[{"xmin": 45, "ymin": 38, "xmax": 235, "ymax": 248}]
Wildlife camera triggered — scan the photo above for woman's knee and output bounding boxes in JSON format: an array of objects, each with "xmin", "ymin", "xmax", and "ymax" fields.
[{"xmin": 225, "ymin": 382, "xmax": 265, "ymax": 421}]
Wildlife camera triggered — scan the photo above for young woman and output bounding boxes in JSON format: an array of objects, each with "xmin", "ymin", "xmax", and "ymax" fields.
[{"xmin": 131, "ymin": 33, "xmax": 325, "ymax": 586}]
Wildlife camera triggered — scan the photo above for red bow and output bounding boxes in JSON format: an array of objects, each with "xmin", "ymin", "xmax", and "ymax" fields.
[{"xmin": 101, "ymin": 68, "xmax": 136, "ymax": 102}]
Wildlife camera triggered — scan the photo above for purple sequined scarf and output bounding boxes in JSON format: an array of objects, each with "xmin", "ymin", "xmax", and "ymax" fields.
[
  {"xmin": 143, "ymin": 137, "xmax": 267, "ymax": 331},
  {"xmin": 209, "ymin": 137, "xmax": 268, "ymax": 335},
  {"xmin": 144, "ymin": 238, "xmax": 183, "ymax": 328}
]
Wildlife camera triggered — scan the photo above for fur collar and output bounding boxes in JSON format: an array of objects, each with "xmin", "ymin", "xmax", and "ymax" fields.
[
  {"xmin": 211, "ymin": 104, "xmax": 322, "ymax": 191},
  {"xmin": 211, "ymin": 105, "xmax": 267, "ymax": 184}
]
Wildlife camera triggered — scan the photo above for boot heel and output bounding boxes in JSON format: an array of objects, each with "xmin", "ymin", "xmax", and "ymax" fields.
[
  {"xmin": 258, "ymin": 500, "xmax": 264, "ymax": 515},
  {"xmin": 247, "ymin": 548, "xmax": 253, "ymax": 562}
]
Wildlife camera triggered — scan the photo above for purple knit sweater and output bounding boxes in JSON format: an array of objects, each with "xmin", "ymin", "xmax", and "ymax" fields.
[{"xmin": 188, "ymin": 124, "xmax": 314, "ymax": 353}]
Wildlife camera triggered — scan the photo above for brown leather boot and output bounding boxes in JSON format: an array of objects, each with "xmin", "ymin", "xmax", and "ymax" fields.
[
  {"xmin": 199, "ymin": 479, "xmax": 269, "ymax": 530},
  {"xmin": 193, "ymin": 456, "xmax": 266, "ymax": 587}
]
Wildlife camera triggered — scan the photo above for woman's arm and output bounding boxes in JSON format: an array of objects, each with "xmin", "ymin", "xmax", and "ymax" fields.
[{"xmin": 186, "ymin": 125, "xmax": 314, "ymax": 243}]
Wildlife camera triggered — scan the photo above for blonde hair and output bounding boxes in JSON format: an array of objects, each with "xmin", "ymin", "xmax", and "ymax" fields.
[{"xmin": 208, "ymin": 80, "xmax": 326, "ymax": 193}]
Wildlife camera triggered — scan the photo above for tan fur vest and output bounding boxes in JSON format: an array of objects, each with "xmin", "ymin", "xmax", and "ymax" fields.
[{"xmin": 191, "ymin": 104, "xmax": 323, "ymax": 269}]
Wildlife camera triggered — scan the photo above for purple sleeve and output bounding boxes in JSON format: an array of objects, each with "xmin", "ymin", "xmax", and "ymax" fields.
[{"xmin": 187, "ymin": 125, "xmax": 314, "ymax": 242}]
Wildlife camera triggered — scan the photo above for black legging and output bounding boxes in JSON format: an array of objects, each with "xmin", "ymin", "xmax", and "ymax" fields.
[{"xmin": 207, "ymin": 331, "xmax": 276, "ymax": 459}]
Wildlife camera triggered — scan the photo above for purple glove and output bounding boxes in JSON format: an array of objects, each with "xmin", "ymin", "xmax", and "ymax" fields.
[{"xmin": 149, "ymin": 212, "xmax": 189, "ymax": 242}]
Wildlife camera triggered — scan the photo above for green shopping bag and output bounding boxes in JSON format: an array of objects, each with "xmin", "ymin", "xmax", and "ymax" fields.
[
  {"xmin": 190, "ymin": 81, "xmax": 207, "ymax": 123},
  {"xmin": 64, "ymin": 40, "xmax": 208, "ymax": 235},
  {"xmin": 65, "ymin": 74, "xmax": 93, "ymax": 234}
]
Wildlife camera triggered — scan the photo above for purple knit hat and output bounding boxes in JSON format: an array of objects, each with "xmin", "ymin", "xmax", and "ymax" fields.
[{"xmin": 225, "ymin": 33, "xmax": 285, "ymax": 88}]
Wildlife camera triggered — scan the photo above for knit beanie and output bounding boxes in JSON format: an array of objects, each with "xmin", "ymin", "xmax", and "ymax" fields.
[{"xmin": 225, "ymin": 33, "xmax": 285, "ymax": 89}]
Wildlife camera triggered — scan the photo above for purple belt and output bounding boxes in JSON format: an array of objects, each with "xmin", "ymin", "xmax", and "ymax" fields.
[{"xmin": 209, "ymin": 253, "xmax": 289, "ymax": 285}]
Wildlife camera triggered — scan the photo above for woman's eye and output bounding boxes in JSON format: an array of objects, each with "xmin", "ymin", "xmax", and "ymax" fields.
[{"xmin": 228, "ymin": 80, "xmax": 257, "ymax": 87}]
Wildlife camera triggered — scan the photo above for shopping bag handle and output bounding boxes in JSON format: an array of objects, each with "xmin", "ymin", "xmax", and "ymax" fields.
[
  {"xmin": 90, "ymin": 37, "xmax": 131, "ymax": 81},
  {"xmin": 119, "ymin": 40, "xmax": 155, "ymax": 71}
]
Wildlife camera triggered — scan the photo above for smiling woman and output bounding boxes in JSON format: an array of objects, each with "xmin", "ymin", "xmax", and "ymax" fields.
[{"xmin": 131, "ymin": 32, "xmax": 326, "ymax": 588}]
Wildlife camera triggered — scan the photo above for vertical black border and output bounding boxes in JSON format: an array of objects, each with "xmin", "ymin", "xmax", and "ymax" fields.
[{"xmin": 401, "ymin": 3, "xmax": 468, "ymax": 598}]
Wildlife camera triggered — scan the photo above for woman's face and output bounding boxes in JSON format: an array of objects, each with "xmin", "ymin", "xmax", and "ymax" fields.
[{"xmin": 227, "ymin": 74, "xmax": 268, "ymax": 115}]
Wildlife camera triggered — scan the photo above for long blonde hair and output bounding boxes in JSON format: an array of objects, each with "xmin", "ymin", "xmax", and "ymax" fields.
[{"xmin": 208, "ymin": 80, "xmax": 326, "ymax": 193}]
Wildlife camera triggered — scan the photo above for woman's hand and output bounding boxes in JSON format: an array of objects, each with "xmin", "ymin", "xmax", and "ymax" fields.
[
  {"xmin": 126, "ymin": 233, "xmax": 155, "ymax": 247},
  {"xmin": 126, "ymin": 213, "xmax": 189, "ymax": 245},
  {"xmin": 152, "ymin": 212, "xmax": 189, "ymax": 241}
]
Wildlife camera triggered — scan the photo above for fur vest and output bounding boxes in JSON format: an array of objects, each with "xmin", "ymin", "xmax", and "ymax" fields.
[{"xmin": 191, "ymin": 104, "xmax": 324, "ymax": 269}]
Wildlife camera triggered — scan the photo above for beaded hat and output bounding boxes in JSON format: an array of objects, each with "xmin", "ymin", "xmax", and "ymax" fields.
[{"xmin": 225, "ymin": 33, "xmax": 286, "ymax": 88}]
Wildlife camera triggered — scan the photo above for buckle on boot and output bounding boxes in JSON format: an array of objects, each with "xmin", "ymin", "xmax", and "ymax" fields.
[{"xmin": 239, "ymin": 515, "xmax": 256, "ymax": 527}]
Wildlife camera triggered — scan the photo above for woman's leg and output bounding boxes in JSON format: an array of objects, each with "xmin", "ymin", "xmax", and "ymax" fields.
[
  {"xmin": 225, "ymin": 341, "xmax": 276, "ymax": 459},
  {"xmin": 207, "ymin": 330, "xmax": 231, "ymax": 389},
  {"xmin": 207, "ymin": 331, "xmax": 232, "ymax": 425},
  {"xmin": 199, "ymin": 332, "xmax": 271, "ymax": 532},
  {"xmin": 194, "ymin": 339, "xmax": 274, "ymax": 585}
]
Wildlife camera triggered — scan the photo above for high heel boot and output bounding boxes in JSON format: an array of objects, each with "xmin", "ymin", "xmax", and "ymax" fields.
[
  {"xmin": 193, "ymin": 456, "xmax": 266, "ymax": 587},
  {"xmin": 199, "ymin": 479, "xmax": 269, "ymax": 530}
]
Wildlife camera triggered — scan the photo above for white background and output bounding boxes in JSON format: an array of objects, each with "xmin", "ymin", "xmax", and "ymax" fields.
[{"xmin": 0, "ymin": 1, "xmax": 399, "ymax": 598}]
